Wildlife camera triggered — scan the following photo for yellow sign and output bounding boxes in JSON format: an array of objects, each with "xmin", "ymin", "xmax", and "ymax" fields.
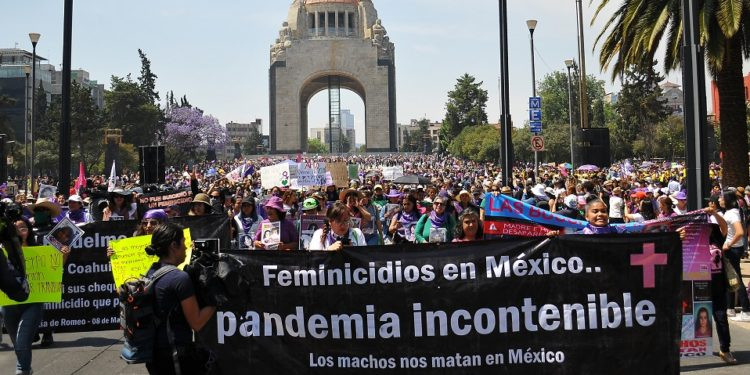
[
  {"xmin": 109, "ymin": 229, "xmax": 193, "ymax": 288},
  {"xmin": 0, "ymin": 246, "xmax": 63, "ymax": 306}
]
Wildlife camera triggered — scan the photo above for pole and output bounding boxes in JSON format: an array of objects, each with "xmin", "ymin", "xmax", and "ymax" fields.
[
  {"xmin": 24, "ymin": 72, "xmax": 29, "ymax": 191},
  {"xmin": 498, "ymin": 0, "xmax": 514, "ymax": 187},
  {"xmin": 59, "ymin": 0, "xmax": 73, "ymax": 196},
  {"xmin": 30, "ymin": 43, "xmax": 37, "ymax": 193},
  {"xmin": 575, "ymin": 0, "xmax": 589, "ymax": 129},
  {"xmin": 681, "ymin": 0, "xmax": 709, "ymax": 211},
  {"xmin": 566, "ymin": 65, "xmax": 575, "ymax": 168},
  {"xmin": 529, "ymin": 27, "xmax": 538, "ymax": 183}
]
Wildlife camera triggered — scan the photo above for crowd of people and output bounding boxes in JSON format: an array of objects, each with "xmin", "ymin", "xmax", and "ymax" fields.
[{"xmin": 1, "ymin": 153, "xmax": 749, "ymax": 372}]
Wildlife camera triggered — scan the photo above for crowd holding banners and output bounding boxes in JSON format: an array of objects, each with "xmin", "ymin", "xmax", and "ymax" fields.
[{"xmin": 1, "ymin": 154, "xmax": 750, "ymax": 371}]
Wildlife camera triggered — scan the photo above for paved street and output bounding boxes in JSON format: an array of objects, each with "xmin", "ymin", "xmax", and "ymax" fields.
[{"xmin": 1, "ymin": 260, "xmax": 750, "ymax": 374}]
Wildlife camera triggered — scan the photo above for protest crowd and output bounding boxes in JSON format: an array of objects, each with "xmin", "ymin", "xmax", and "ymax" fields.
[{"xmin": 1, "ymin": 153, "xmax": 749, "ymax": 373}]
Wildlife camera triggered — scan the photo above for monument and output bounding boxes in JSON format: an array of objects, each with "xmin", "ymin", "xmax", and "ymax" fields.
[{"xmin": 269, "ymin": 0, "xmax": 397, "ymax": 153}]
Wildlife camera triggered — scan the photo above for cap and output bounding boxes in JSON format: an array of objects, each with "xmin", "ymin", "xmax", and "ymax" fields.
[
  {"xmin": 68, "ymin": 194, "xmax": 83, "ymax": 203},
  {"xmin": 374, "ymin": 184, "xmax": 383, "ymax": 191},
  {"xmin": 564, "ymin": 195, "xmax": 578, "ymax": 209},
  {"xmin": 302, "ymin": 198, "xmax": 319, "ymax": 211}
]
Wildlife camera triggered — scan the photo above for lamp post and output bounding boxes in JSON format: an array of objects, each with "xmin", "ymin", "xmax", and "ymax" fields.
[
  {"xmin": 527, "ymin": 19, "xmax": 538, "ymax": 183},
  {"xmin": 60, "ymin": 0, "xmax": 73, "ymax": 197},
  {"xmin": 565, "ymin": 59, "xmax": 575, "ymax": 169},
  {"xmin": 29, "ymin": 32, "xmax": 40, "ymax": 193},
  {"xmin": 23, "ymin": 65, "xmax": 31, "ymax": 190}
]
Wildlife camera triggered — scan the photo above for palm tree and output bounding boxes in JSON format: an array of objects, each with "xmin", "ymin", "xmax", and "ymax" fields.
[{"xmin": 594, "ymin": 0, "xmax": 749, "ymax": 187}]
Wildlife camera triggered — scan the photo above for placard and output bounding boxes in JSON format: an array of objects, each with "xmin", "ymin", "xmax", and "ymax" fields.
[
  {"xmin": 0, "ymin": 246, "xmax": 63, "ymax": 305},
  {"xmin": 326, "ymin": 162, "xmax": 349, "ymax": 187}
]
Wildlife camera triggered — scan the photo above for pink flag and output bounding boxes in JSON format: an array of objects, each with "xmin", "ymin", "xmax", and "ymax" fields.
[
  {"xmin": 559, "ymin": 165, "xmax": 569, "ymax": 177},
  {"xmin": 74, "ymin": 162, "xmax": 86, "ymax": 191}
]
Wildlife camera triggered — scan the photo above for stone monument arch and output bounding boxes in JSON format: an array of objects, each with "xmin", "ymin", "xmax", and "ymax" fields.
[{"xmin": 269, "ymin": 0, "xmax": 397, "ymax": 153}]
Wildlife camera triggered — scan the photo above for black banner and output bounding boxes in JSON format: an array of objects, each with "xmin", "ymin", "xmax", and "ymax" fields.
[
  {"xmin": 200, "ymin": 234, "xmax": 682, "ymax": 374},
  {"xmin": 40, "ymin": 215, "xmax": 229, "ymax": 333}
]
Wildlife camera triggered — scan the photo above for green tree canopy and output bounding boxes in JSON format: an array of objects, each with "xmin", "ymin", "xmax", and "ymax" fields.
[
  {"xmin": 439, "ymin": 74, "xmax": 488, "ymax": 151},
  {"xmin": 307, "ymin": 138, "xmax": 328, "ymax": 154},
  {"xmin": 594, "ymin": 0, "xmax": 750, "ymax": 186}
]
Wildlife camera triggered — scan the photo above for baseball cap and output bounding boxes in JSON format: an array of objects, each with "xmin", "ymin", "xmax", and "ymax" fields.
[{"xmin": 302, "ymin": 198, "xmax": 320, "ymax": 211}]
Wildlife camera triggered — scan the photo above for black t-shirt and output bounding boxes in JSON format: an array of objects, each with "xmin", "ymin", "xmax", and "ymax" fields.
[{"xmin": 147, "ymin": 262, "xmax": 195, "ymax": 348}]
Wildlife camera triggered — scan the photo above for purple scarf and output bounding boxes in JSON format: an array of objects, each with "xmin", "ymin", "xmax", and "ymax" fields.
[
  {"xmin": 580, "ymin": 224, "xmax": 624, "ymax": 235},
  {"xmin": 429, "ymin": 211, "xmax": 448, "ymax": 228},
  {"xmin": 399, "ymin": 209, "xmax": 420, "ymax": 225}
]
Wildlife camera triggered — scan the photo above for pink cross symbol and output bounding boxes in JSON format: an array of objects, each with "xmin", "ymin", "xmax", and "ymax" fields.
[{"xmin": 630, "ymin": 243, "xmax": 668, "ymax": 288}]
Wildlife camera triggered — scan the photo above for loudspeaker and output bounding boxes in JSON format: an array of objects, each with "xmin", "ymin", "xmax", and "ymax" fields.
[
  {"xmin": 104, "ymin": 141, "xmax": 121, "ymax": 177},
  {"xmin": 576, "ymin": 128, "xmax": 611, "ymax": 168},
  {"xmin": 139, "ymin": 146, "xmax": 165, "ymax": 184}
]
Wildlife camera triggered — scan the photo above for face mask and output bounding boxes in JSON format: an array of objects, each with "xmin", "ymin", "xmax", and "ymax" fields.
[{"xmin": 210, "ymin": 198, "xmax": 219, "ymax": 206}]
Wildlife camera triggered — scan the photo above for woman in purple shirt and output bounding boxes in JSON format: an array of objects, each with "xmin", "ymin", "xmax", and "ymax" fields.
[{"xmin": 254, "ymin": 196, "xmax": 299, "ymax": 250}]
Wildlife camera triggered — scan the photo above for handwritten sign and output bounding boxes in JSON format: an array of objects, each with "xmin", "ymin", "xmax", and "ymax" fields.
[
  {"xmin": 326, "ymin": 162, "xmax": 349, "ymax": 187},
  {"xmin": 109, "ymin": 229, "xmax": 193, "ymax": 287},
  {"xmin": 0, "ymin": 246, "xmax": 63, "ymax": 306},
  {"xmin": 260, "ymin": 162, "xmax": 296, "ymax": 189},
  {"xmin": 382, "ymin": 166, "xmax": 404, "ymax": 181},
  {"xmin": 293, "ymin": 162, "xmax": 326, "ymax": 188}
]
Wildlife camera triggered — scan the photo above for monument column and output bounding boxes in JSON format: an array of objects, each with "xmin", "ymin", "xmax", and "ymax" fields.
[
  {"xmin": 315, "ymin": 11, "xmax": 319, "ymax": 35},
  {"xmin": 335, "ymin": 11, "xmax": 339, "ymax": 36},
  {"xmin": 324, "ymin": 11, "xmax": 329, "ymax": 36}
]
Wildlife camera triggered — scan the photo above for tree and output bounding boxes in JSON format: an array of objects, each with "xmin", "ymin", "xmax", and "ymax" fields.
[
  {"xmin": 243, "ymin": 126, "xmax": 264, "ymax": 155},
  {"xmin": 0, "ymin": 94, "xmax": 16, "ymax": 137},
  {"xmin": 537, "ymin": 69, "xmax": 607, "ymax": 128},
  {"xmin": 447, "ymin": 125, "xmax": 499, "ymax": 163},
  {"xmin": 594, "ymin": 0, "xmax": 750, "ymax": 186},
  {"xmin": 69, "ymin": 82, "xmax": 106, "ymax": 174},
  {"xmin": 439, "ymin": 74, "xmax": 488, "ymax": 151},
  {"xmin": 610, "ymin": 62, "xmax": 669, "ymax": 160},
  {"xmin": 138, "ymin": 49, "xmax": 159, "ymax": 103},
  {"xmin": 308, "ymin": 138, "xmax": 328, "ymax": 154},
  {"xmin": 105, "ymin": 74, "xmax": 163, "ymax": 146},
  {"xmin": 163, "ymin": 107, "xmax": 227, "ymax": 164}
]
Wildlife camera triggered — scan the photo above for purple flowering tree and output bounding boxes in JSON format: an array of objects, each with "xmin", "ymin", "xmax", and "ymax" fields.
[{"xmin": 164, "ymin": 107, "xmax": 228, "ymax": 163}]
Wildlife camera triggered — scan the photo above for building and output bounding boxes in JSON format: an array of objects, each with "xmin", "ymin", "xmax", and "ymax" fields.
[
  {"xmin": 49, "ymin": 68, "xmax": 105, "ymax": 108},
  {"xmin": 397, "ymin": 119, "xmax": 441, "ymax": 151},
  {"xmin": 0, "ymin": 48, "xmax": 50, "ymax": 142},
  {"xmin": 604, "ymin": 92, "xmax": 619, "ymax": 105},
  {"xmin": 659, "ymin": 81, "xmax": 683, "ymax": 116},
  {"xmin": 341, "ymin": 109, "xmax": 354, "ymax": 129},
  {"xmin": 269, "ymin": 0, "xmax": 397, "ymax": 153},
  {"xmin": 710, "ymin": 71, "xmax": 750, "ymax": 123},
  {"xmin": 222, "ymin": 119, "xmax": 262, "ymax": 159}
]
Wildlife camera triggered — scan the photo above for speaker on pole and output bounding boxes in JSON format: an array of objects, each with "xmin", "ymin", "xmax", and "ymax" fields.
[
  {"xmin": 139, "ymin": 145, "xmax": 165, "ymax": 184},
  {"xmin": 575, "ymin": 128, "xmax": 611, "ymax": 168}
]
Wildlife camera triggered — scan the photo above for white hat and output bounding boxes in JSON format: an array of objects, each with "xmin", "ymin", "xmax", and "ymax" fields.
[
  {"xmin": 564, "ymin": 195, "xmax": 578, "ymax": 209},
  {"xmin": 68, "ymin": 194, "xmax": 83, "ymax": 203},
  {"xmin": 531, "ymin": 184, "xmax": 546, "ymax": 197}
]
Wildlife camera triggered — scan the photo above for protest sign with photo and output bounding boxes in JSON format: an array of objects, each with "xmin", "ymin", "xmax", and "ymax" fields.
[
  {"xmin": 202, "ymin": 234, "xmax": 682, "ymax": 374},
  {"xmin": 0, "ymin": 246, "xmax": 63, "ymax": 306},
  {"xmin": 299, "ymin": 215, "xmax": 326, "ymax": 250},
  {"xmin": 44, "ymin": 217, "xmax": 85, "ymax": 252},
  {"xmin": 261, "ymin": 221, "xmax": 281, "ymax": 249},
  {"xmin": 38, "ymin": 184, "xmax": 57, "ymax": 199}
]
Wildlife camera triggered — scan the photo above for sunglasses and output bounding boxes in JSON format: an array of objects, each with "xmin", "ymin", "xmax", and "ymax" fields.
[
  {"xmin": 434, "ymin": 202, "xmax": 445, "ymax": 206},
  {"xmin": 141, "ymin": 219, "xmax": 160, "ymax": 226}
]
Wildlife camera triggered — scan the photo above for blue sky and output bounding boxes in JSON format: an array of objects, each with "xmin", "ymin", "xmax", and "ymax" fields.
[{"xmin": 2, "ymin": 0, "xmax": 689, "ymax": 145}]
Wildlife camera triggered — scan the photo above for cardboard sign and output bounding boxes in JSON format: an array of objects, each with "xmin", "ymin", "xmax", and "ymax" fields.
[{"xmin": 326, "ymin": 162, "xmax": 349, "ymax": 187}]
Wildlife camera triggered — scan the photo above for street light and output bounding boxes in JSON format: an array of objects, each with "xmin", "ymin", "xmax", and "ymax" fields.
[
  {"xmin": 565, "ymin": 59, "xmax": 575, "ymax": 169},
  {"xmin": 23, "ymin": 65, "xmax": 31, "ymax": 190},
  {"xmin": 527, "ymin": 19, "xmax": 539, "ymax": 183},
  {"xmin": 29, "ymin": 32, "xmax": 40, "ymax": 193}
]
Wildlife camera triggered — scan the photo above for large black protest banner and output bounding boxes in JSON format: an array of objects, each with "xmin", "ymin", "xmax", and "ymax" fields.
[
  {"xmin": 201, "ymin": 234, "xmax": 682, "ymax": 374},
  {"xmin": 40, "ymin": 215, "xmax": 229, "ymax": 333}
]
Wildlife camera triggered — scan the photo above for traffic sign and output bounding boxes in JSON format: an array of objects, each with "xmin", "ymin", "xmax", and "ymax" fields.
[
  {"xmin": 529, "ymin": 97, "xmax": 541, "ymax": 109},
  {"xmin": 530, "ymin": 109, "xmax": 542, "ymax": 122},
  {"xmin": 530, "ymin": 121, "xmax": 542, "ymax": 134},
  {"xmin": 531, "ymin": 136, "xmax": 545, "ymax": 151}
]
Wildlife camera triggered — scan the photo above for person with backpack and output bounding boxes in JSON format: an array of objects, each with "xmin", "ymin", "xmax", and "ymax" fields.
[{"xmin": 137, "ymin": 223, "xmax": 216, "ymax": 374}]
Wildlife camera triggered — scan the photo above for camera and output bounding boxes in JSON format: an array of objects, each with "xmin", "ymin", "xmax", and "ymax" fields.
[
  {"xmin": 194, "ymin": 238, "xmax": 221, "ymax": 254},
  {"xmin": 336, "ymin": 236, "xmax": 351, "ymax": 246}
]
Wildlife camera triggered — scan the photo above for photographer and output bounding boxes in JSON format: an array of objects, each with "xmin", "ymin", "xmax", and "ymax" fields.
[{"xmin": 309, "ymin": 202, "xmax": 366, "ymax": 251}]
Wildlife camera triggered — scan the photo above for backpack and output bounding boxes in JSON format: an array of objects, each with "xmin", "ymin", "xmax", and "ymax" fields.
[{"xmin": 119, "ymin": 265, "xmax": 179, "ymax": 366}]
